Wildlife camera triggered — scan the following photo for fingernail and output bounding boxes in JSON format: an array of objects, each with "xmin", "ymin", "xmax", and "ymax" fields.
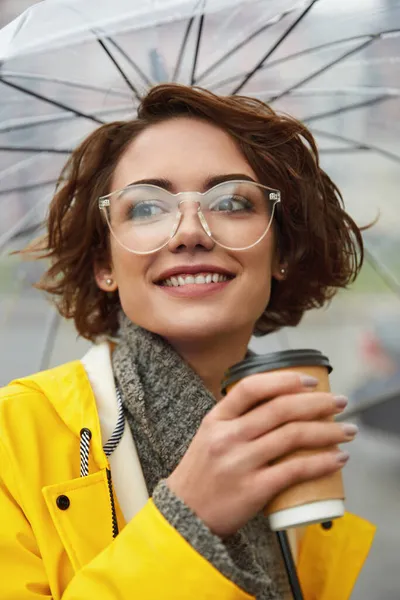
[
  {"xmin": 341, "ymin": 423, "xmax": 359, "ymax": 438},
  {"xmin": 300, "ymin": 375, "xmax": 319, "ymax": 388},
  {"xmin": 334, "ymin": 395, "xmax": 348, "ymax": 410},
  {"xmin": 336, "ymin": 451, "xmax": 350, "ymax": 464}
]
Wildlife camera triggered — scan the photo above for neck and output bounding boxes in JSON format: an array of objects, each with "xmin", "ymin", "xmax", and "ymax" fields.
[{"xmin": 166, "ymin": 328, "xmax": 253, "ymax": 400}]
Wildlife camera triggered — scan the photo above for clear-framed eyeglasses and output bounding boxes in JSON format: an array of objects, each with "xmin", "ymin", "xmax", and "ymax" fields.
[{"xmin": 98, "ymin": 179, "xmax": 281, "ymax": 255}]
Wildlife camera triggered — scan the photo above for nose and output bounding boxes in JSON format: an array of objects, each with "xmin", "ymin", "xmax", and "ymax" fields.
[{"xmin": 167, "ymin": 200, "xmax": 214, "ymax": 254}]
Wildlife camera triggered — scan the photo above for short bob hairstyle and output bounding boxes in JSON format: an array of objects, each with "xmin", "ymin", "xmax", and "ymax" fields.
[{"xmin": 26, "ymin": 83, "xmax": 364, "ymax": 340}]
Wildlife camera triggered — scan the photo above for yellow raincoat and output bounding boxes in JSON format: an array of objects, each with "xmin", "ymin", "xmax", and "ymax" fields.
[{"xmin": 0, "ymin": 344, "xmax": 375, "ymax": 599}]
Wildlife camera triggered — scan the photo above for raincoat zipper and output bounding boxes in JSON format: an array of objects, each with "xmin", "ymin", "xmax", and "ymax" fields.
[
  {"xmin": 106, "ymin": 468, "xmax": 119, "ymax": 539},
  {"xmin": 79, "ymin": 384, "xmax": 125, "ymax": 541}
]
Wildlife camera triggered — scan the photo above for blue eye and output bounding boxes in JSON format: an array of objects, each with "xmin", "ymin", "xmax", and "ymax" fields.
[
  {"xmin": 128, "ymin": 201, "xmax": 164, "ymax": 220},
  {"xmin": 210, "ymin": 195, "xmax": 253, "ymax": 212}
]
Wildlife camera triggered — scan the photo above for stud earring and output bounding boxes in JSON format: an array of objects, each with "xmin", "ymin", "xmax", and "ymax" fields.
[
  {"xmin": 105, "ymin": 277, "xmax": 113, "ymax": 286},
  {"xmin": 280, "ymin": 267, "xmax": 286, "ymax": 275}
]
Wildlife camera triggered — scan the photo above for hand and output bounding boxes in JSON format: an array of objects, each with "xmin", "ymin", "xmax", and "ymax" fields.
[{"xmin": 166, "ymin": 371, "xmax": 354, "ymax": 539}]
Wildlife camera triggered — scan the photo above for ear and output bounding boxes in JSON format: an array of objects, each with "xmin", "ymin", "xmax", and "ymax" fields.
[
  {"xmin": 272, "ymin": 261, "xmax": 288, "ymax": 281},
  {"xmin": 271, "ymin": 233, "xmax": 287, "ymax": 281},
  {"xmin": 94, "ymin": 263, "xmax": 118, "ymax": 292}
]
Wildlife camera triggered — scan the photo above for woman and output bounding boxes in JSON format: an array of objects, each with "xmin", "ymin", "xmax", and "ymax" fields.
[{"xmin": 0, "ymin": 84, "xmax": 374, "ymax": 599}]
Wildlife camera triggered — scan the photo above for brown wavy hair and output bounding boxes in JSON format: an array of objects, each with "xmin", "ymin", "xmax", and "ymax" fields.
[{"xmin": 23, "ymin": 83, "xmax": 364, "ymax": 340}]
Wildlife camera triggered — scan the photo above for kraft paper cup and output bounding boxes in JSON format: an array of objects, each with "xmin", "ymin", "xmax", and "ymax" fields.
[{"xmin": 221, "ymin": 349, "xmax": 345, "ymax": 531}]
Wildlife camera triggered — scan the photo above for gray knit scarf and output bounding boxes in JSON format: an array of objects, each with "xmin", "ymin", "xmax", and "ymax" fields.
[{"xmin": 112, "ymin": 312, "xmax": 291, "ymax": 600}]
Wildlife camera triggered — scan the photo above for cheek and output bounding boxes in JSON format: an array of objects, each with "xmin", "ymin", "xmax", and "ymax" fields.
[
  {"xmin": 250, "ymin": 234, "xmax": 275, "ymax": 277},
  {"xmin": 115, "ymin": 254, "xmax": 142, "ymax": 278},
  {"xmin": 113, "ymin": 254, "xmax": 155, "ymax": 327},
  {"xmin": 246, "ymin": 239, "xmax": 275, "ymax": 307},
  {"xmin": 111, "ymin": 246, "xmax": 151, "ymax": 300}
]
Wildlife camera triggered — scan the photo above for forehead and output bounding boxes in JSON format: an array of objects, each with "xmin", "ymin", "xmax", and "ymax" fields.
[{"xmin": 111, "ymin": 117, "xmax": 257, "ymax": 192}]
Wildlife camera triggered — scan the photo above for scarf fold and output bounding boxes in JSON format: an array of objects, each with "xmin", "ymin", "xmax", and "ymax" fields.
[{"xmin": 112, "ymin": 312, "xmax": 291, "ymax": 600}]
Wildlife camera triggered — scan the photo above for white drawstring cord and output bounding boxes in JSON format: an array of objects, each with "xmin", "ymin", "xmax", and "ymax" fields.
[{"xmin": 79, "ymin": 384, "xmax": 125, "ymax": 477}]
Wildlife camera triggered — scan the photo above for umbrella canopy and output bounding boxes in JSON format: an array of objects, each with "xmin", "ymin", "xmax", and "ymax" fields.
[{"xmin": 0, "ymin": 0, "xmax": 399, "ymax": 289}]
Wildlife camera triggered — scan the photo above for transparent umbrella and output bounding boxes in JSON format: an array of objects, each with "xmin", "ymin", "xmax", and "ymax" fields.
[{"xmin": 0, "ymin": 0, "xmax": 399, "ymax": 291}]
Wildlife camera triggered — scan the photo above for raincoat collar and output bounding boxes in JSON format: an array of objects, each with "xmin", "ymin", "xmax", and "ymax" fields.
[
  {"xmin": 23, "ymin": 354, "xmax": 108, "ymax": 470},
  {"xmin": 25, "ymin": 341, "xmax": 149, "ymax": 523},
  {"xmin": 80, "ymin": 341, "xmax": 149, "ymax": 522}
]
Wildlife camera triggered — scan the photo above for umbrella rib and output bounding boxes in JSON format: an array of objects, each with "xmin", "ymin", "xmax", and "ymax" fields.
[
  {"xmin": 0, "ymin": 197, "xmax": 48, "ymax": 252},
  {"xmin": 364, "ymin": 248, "xmax": 400, "ymax": 299},
  {"xmin": 262, "ymin": 29, "xmax": 400, "ymax": 76},
  {"xmin": 172, "ymin": 9, "xmax": 198, "ymax": 81},
  {"xmin": 303, "ymin": 94, "xmax": 393, "ymax": 123},
  {"xmin": 320, "ymin": 146, "xmax": 370, "ymax": 154},
  {"xmin": 0, "ymin": 179, "xmax": 58, "ymax": 198},
  {"xmin": 0, "ymin": 146, "xmax": 72, "ymax": 154},
  {"xmin": 105, "ymin": 37, "xmax": 153, "ymax": 87},
  {"xmin": 2, "ymin": 71, "xmax": 131, "ymax": 99},
  {"xmin": 0, "ymin": 104, "xmax": 135, "ymax": 135},
  {"xmin": 8, "ymin": 220, "xmax": 44, "ymax": 240},
  {"xmin": 97, "ymin": 38, "xmax": 142, "ymax": 102},
  {"xmin": 190, "ymin": 6, "xmax": 205, "ymax": 85},
  {"xmin": 207, "ymin": 32, "xmax": 378, "ymax": 91},
  {"xmin": 0, "ymin": 78, "xmax": 104, "ymax": 124},
  {"xmin": 312, "ymin": 127, "xmax": 400, "ymax": 164},
  {"xmin": 195, "ymin": 3, "xmax": 304, "ymax": 84},
  {"xmin": 266, "ymin": 37, "xmax": 377, "ymax": 103},
  {"xmin": 231, "ymin": 0, "xmax": 319, "ymax": 95}
]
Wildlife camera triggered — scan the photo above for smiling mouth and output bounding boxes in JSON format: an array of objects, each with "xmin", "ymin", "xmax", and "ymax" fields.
[{"xmin": 157, "ymin": 272, "xmax": 235, "ymax": 287}]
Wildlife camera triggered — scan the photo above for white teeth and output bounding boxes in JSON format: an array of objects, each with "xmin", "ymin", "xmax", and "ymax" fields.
[{"xmin": 162, "ymin": 272, "xmax": 232, "ymax": 287}]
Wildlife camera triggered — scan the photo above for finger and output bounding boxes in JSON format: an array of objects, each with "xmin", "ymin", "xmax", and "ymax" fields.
[
  {"xmin": 253, "ymin": 449, "xmax": 349, "ymax": 506},
  {"xmin": 215, "ymin": 371, "xmax": 318, "ymax": 420},
  {"xmin": 238, "ymin": 392, "xmax": 346, "ymax": 440},
  {"xmin": 248, "ymin": 421, "xmax": 357, "ymax": 469}
]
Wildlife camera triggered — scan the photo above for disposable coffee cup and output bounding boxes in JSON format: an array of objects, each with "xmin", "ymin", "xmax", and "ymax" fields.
[{"xmin": 221, "ymin": 349, "xmax": 345, "ymax": 531}]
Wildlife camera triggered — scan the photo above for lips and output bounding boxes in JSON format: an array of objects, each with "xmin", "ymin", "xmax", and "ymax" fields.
[
  {"xmin": 162, "ymin": 272, "xmax": 231, "ymax": 287},
  {"xmin": 154, "ymin": 264, "xmax": 236, "ymax": 285}
]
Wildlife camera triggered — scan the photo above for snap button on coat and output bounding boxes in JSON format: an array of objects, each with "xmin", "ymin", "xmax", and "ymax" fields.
[{"xmin": 56, "ymin": 495, "xmax": 70, "ymax": 510}]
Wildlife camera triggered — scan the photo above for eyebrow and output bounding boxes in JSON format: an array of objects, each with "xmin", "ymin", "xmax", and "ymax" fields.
[{"xmin": 126, "ymin": 173, "xmax": 258, "ymax": 192}]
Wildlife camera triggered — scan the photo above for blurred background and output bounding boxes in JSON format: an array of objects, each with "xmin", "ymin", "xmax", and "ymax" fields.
[{"xmin": 0, "ymin": 1, "xmax": 400, "ymax": 598}]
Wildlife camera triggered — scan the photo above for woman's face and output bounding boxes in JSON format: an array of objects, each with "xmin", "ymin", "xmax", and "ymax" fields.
[{"xmin": 96, "ymin": 117, "xmax": 283, "ymax": 343}]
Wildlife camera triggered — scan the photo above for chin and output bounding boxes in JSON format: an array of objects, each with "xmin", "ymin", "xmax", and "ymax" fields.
[{"xmin": 147, "ymin": 315, "xmax": 238, "ymax": 343}]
